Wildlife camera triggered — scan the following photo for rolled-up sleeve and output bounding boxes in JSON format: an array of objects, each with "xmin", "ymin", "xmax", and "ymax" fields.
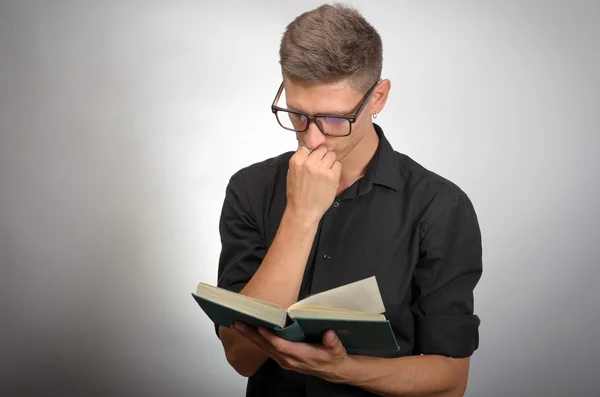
[
  {"xmin": 412, "ymin": 193, "xmax": 482, "ymax": 358},
  {"xmin": 214, "ymin": 170, "xmax": 266, "ymax": 337}
]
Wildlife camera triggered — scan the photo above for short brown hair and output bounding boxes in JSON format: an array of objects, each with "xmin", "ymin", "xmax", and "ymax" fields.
[{"xmin": 279, "ymin": 4, "xmax": 383, "ymax": 92}]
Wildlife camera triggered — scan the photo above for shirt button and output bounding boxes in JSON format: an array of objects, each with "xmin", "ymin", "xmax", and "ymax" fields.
[
  {"xmin": 322, "ymin": 253, "xmax": 331, "ymax": 260},
  {"xmin": 333, "ymin": 201, "xmax": 340, "ymax": 208}
]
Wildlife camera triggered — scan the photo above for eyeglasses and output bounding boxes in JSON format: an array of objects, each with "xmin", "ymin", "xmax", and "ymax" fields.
[{"xmin": 271, "ymin": 79, "xmax": 381, "ymax": 137}]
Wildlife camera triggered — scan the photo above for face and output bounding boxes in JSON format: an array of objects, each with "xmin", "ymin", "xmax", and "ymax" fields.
[{"xmin": 283, "ymin": 78, "xmax": 384, "ymax": 160}]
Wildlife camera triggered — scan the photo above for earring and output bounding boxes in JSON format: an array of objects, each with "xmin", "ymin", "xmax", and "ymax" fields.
[{"xmin": 372, "ymin": 113, "xmax": 378, "ymax": 119}]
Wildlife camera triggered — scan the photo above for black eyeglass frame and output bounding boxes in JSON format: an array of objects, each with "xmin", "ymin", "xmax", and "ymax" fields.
[{"xmin": 270, "ymin": 79, "xmax": 382, "ymax": 137}]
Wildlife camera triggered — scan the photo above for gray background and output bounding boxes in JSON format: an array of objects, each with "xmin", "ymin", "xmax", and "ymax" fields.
[{"xmin": 1, "ymin": 1, "xmax": 599, "ymax": 396}]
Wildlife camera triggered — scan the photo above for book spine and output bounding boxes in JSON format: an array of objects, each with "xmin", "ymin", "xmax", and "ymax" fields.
[{"xmin": 274, "ymin": 320, "xmax": 306, "ymax": 342}]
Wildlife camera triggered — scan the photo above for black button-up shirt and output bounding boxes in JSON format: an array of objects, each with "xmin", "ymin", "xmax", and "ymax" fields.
[{"xmin": 215, "ymin": 124, "xmax": 482, "ymax": 397}]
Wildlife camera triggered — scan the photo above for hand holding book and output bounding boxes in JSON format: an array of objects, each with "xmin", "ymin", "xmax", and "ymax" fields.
[{"xmin": 229, "ymin": 321, "xmax": 352, "ymax": 383}]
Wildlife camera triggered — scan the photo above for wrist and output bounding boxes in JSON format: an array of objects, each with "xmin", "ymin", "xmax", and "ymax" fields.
[
  {"xmin": 282, "ymin": 207, "xmax": 321, "ymax": 230},
  {"xmin": 331, "ymin": 355, "xmax": 362, "ymax": 385}
]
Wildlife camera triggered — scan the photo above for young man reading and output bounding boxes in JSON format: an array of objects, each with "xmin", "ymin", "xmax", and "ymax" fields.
[{"xmin": 214, "ymin": 4, "xmax": 482, "ymax": 397}]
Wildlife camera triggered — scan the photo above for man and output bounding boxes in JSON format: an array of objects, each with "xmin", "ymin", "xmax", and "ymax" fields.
[{"xmin": 215, "ymin": 4, "xmax": 482, "ymax": 397}]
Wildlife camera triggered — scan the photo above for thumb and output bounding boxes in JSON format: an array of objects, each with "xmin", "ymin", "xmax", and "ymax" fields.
[{"xmin": 323, "ymin": 330, "xmax": 340, "ymax": 349}]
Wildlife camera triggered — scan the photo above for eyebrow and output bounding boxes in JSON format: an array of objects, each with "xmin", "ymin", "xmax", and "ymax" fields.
[{"xmin": 285, "ymin": 103, "xmax": 355, "ymax": 116}]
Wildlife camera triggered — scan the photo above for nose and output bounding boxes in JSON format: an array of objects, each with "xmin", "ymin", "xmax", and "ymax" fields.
[{"xmin": 303, "ymin": 122, "xmax": 326, "ymax": 150}]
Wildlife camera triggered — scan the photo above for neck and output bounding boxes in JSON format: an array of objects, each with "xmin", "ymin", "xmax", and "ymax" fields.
[{"xmin": 339, "ymin": 123, "xmax": 380, "ymax": 187}]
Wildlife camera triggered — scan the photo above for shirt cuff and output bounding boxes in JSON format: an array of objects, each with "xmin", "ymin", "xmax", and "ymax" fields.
[{"xmin": 414, "ymin": 314, "xmax": 480, "ymax": 358}]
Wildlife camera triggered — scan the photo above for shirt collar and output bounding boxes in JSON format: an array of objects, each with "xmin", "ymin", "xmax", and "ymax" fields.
[{"xmin": 357, "ymin": 123, "xmax": 401, "ymax": 195}]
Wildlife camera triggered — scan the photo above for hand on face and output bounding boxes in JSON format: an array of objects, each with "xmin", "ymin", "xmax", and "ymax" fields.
[{"xmin": 286, "ymin": 145, "xmax": 342, "ymax": 225}]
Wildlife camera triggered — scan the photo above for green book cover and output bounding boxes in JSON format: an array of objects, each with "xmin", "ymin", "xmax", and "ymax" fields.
[{"xmin": 192, "ymin": 276, "xmax": 399, "ymax": 351}]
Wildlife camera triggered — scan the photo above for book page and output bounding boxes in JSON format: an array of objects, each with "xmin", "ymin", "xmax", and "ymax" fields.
[
  {"xmin": 290, "ymin": 309, "xmax": 385, "ymax": 321},
  {"xmin": 288, "ymin": 276, "xmax": 385, "ymax": 314},
  {"xmin": 195, "ymin": 282, "xmax": 287, "ymax": 326}
]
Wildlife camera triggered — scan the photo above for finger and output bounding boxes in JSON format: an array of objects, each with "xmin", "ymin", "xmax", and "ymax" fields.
[
  {"xmin": 322, "ymin": 330, "xmax": 346, "ymax": 355},
  {"xmin": 332, "ymin": 160, "xmax": 342, "ymax": 175},
  {"xmin": 259, "ymin": 328, "xmax": 331, "ymax": 364},
  {"xmin": 321, "ymin": 151, "xmax": 337, "ymax": 169},
  {"xmin": 295, "ymin": 146, "xmax": 311, "ymax": 158},
  {"xmin": 233, "ymin": 324, "xmax": 300, "ymax": 370},
  {"xmin": 258, "ymin": 328, "xmax": 293, "ymax": 355},
  {"xmin": 233, "ymin": 323, "xmax": 279, "ymax": 355},
  {"xmin": 257, "ymin": 327, "xmax": 276, "ymax": 340},
  {"xmin": 322, "ymin": 330, "xmax": 338, "ymax": 348},
  {"xmin": 307, "ymin": 145, "xmax": 328, "ymax": 161},
  {"xmin": 252, "ymin": 329, "xmax": 298, "ymax": 368},
  {"xmin": 233, "ymin": 323, "xmax": 267, "ymax": 345},
  {"xmin": 231, "ymin": 322, "xmax": 260, "ymax": 343}
]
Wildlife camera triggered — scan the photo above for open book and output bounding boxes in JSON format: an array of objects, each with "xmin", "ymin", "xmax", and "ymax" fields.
[{"xmin": 192, "ymin": 276, "xmax": 399, "ymax": 351}]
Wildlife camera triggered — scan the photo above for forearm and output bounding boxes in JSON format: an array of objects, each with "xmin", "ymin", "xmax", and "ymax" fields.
[
  {"xmin": 241, "ymin": 209, "xmax": 318, "ymax": 307},
  {"xmin": 339, "ymin": 354, "xmax": 469, "ymax": 397},
  {"xmin": 221, "ymin": 209, "xmax": 319, "ymax": 376}
]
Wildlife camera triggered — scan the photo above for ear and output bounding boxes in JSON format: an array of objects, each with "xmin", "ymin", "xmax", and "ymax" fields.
[{"xmin": 371, "ymin": 79, "xmax": 391, "ymax": 115}]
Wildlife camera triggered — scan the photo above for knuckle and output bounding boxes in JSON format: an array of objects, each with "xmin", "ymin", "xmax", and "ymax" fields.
[
  {"xmin": 280, "ymin": 344, "xmax": 292, "ymax": 356},
  {"xmin": 271, "ymin": 339, "xmax": 285, "ymax": 352},
  {"xmin": 281, "ymin": 358, "xmax": 294, "ymax": 370}
]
